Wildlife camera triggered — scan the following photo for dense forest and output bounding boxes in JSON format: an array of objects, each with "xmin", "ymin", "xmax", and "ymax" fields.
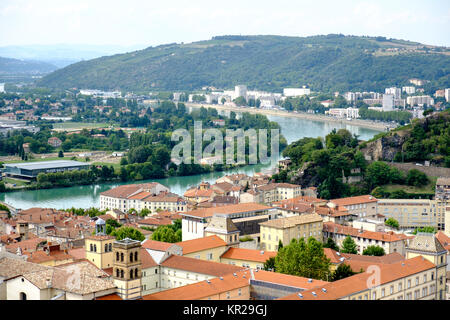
[{"xmin": 38, "ymin": 35, "xmax": 450, "ymax": 93}]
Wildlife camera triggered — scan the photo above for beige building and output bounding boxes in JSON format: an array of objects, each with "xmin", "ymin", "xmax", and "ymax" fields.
[
  {"xmin": 328, "ymin": 195, "xmax": 378, "ymax": 219},
  {"xmin": 176, "ymin": 235, "xmax": 229, "ymax": 262},
  {"xmin": 84, "ymin": 218, "xmax": 115, "ymax": 269},
  {"xmin": 256, "ymin": 183, "xmax": 303, "ymax": 204},
  {"xmin": 113, "ymin": 238, "xmax": 142, "ymax": 300},
  {"xmin": 323, "ymin": 222, "xmax": 410, "ymax": 255},
  {"xmin": 0, "ymin": 258, "xmax": 116, "ymax": 300},
  {"xmin": 405, "ymin": 232, "xmax": 447, "ymax": 300},
  {"xmin": 280, "ymin": 256, "xmax": 444, "ymax": 300},
  {"xmin": 377, "ymin": 199, "xmax": 437, "ymax": 230},
  {"xmin": 204, "ymin": 214, "xmax": 240, "ymax": 247},
  {"xmin": 260, "ymin": 213, "xmax": 323, "ymax": 251},
  {"xmin": 435, "ymin": 177, "xmax": 450, "ymax": 233}
]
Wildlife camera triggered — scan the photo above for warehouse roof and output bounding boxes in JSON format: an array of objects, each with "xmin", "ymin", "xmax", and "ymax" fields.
[{"xmin": 4, "ymin": 160, "xmax": 90, "ymax": 170}]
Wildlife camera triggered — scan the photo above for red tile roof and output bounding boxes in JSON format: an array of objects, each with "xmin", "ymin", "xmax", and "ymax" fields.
[
  {"xmin": 220, "ymin": 247, "xmax": 276, "ymax": 263},
  {"xmin": 323, "ymin": 222, "xmax": 409, "ymax": 242},
  {"xmin": 279, "ymin": 256, "xmax": 435, "ymax": 300},
  {"xmin": 182, "ymin": 203, "xmax": 272, "ymax": 219},
  {"xmin": 142, "ymin": 269, "xmax": 250, "ymax": 300},
  {"xmin": 330, "ymin": 195, "xmax": 378, "ymax": 206},
  {"xmin": 176, "ymin": 235, "xmax": 227, "ymax": 254},
  {"xmin": 142, "ymin": 240, "xmax": 176, "ymax": 252}
]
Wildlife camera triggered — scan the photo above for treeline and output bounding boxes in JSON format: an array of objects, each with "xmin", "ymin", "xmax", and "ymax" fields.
[{"xmin": 358, "ymin": 106, "xmax": 412, "ymax": 124}]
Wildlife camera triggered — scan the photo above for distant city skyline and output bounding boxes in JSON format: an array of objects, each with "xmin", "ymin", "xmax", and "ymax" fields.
[{"xmin": 0, "ymin": 0, "xmax": 449, "ymax": 50}]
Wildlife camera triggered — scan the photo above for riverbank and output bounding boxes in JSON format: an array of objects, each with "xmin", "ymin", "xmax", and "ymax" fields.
[{"xmin": 186, "ymin": 102, "xmax": 396, "ymax": 131}]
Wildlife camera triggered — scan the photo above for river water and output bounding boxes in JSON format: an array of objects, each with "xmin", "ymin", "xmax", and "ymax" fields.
[{"xmin": 0, "ymin": 115, "xmax": 381, "ymax": 210}]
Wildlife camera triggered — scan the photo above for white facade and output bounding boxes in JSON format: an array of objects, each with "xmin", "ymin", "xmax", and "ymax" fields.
[
  {"xmin": 385, "ymin": 87, "xmax": 402, "ymax": 99},
  {"xmin": 407, "ymin": 96, "xmax": 434, "ymax": 107},
  {"xmin": 283, "ymin": 87, "xmax": 311, "ymax": 97},
  {"xmin": 382, "ymin": 94, "xmax": 394, "ymax": 111},
  {"xmin": 0, "ymin": 83, "xmax": 5, "ymax": 93},
  {"xmin": 234, "ymin": 85, "xmax": 247, "ymax": 99},
  {"xmin": 445, "ymin": 88, "xmax": 450, "ymax": 102},
  {"xmin": 402, "ymin": 86, "xmax": 416, "ymax": 95}
]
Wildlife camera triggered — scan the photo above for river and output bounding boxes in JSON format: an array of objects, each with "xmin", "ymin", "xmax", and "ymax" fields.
[{"xmin": 0, "ymin": 115, "xmax": 382, "ymax": 210}]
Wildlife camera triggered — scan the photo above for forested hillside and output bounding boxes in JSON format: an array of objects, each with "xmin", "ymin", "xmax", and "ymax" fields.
[{"xmin": 38, "ymin": 34, "xmax": 450, "ymax": 92}]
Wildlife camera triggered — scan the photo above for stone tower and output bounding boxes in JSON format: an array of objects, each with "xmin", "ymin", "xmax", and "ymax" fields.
[
  {"xmin": 113, "ymin": 238, "xmax": 142, "ymax": 300},
  {"xmin": 85, "ymin": 217, "xmax": 115, "ymax": 269}
]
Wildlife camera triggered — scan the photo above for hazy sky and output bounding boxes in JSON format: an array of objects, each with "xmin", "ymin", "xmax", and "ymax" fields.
[{"xmin": 1, "ymin": 0, "xmax": 449, "ymax": 47}]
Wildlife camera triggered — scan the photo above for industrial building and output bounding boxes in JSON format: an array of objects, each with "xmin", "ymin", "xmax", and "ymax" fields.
[{"xmin": 3, "ymin": 160, "xmax": 91, "ymax": 179}]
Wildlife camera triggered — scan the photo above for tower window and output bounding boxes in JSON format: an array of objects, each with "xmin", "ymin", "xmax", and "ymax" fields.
[
  {"xmin": 130, "ymin": 252, "xmax": 133, "ymax": 262},
  {"xmin": 135, "ymin": 269, "xmax": 138, "ymax": 278},
  {"xmin": 116, "ymin": 252, "xmax": 119, "ymax": 261},
  {"xmin": 130, "ymin": 270, "xmax": 134, "ymax": 279},
  {"xmin": 105, "ymin": 244, "xmax": 108, "ymax": 252},
  {"xmin": 134, "ymin": 251, "xmax": 138, "ymax": 261},
  {"xmin": 116, "ymin": 269, "xmax": 120, "ymax": 277},
  {"xmin": 120, "ymin": 269, "xmax": 124, "ymax": 278},
  {"xmin": 121, "ymin": 252, "xmax": 124, "ymax": 262}
]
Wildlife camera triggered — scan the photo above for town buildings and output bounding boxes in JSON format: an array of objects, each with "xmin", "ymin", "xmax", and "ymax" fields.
[{"xmin": 259, "ymin": 213, "xmax": 323, "ymax": 251}]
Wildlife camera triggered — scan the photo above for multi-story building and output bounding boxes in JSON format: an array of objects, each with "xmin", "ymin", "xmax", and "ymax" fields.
[
  {"xmin": 220, "ymin": 247, "xmax": 277, "ymax": 270},
  {"xmin": 99, "ymin": 183, "xmax": 172, "ymax": 212},
  {"xmin": 259, "ymin": 213, "xmax": 323, "ymax": 251},
  {"xmin": 385, "ymin": 87, "xmax": 402, "ymax": 99},
  {"xmin": 377, "ymin": 199, "xmax": 437, "ymax": 230},
  {"xmin": 323, "ymin": 222, "xmax": 410, "ymax": 255},
  {"xmin": 181, "ymin": 203, "xmax": 276, "ymax": 241},
  {"xmin": 402, "ymin": 86, "xmax": 416, "ymax": 95},
  {"xmin": 382, "ymin": 94, "xmax": 394, "ymax": 111},
  {"xmin": 445, "ymin": 88, "xmax": 450, "ymax": 102},
  {"xmin": 256, "ymin": 183, "xmax": 302, "ymax": 204},
  {"xmin": 407, "ymin": 95, "xmax": 434, "ymax": 107},
  {"xmin": 405, "ymin": 232, "xmax": 447, "ymax": 300},
  {"xmin": 280, "ymin": 256, "xmax": 444, "ymax": 300},
  {"xmin": 112, "ymin": 238, "xmax": 142, "ymax": 300},
  {"xmin": 328, "ymin": 195, "xmax": 378, "ymax": 219},
  {"xmin": 283, "ymin": 87, "xmax": 310, "ymax": 97},
  {"xmin": 435, "ymin": 177, "xmax": 450, "ymax": 233}
]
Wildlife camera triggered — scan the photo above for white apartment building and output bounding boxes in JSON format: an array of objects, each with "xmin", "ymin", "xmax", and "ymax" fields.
[
  {"xmin": 407, "ymin": 95, "xmax": 434, "ymax": 107},
  {"xmin": 385, "ymin": 87, "xmax": 402, "ymax": 99},
  {"xmin": 327, "ymin": 107, "xmax": 359, "ymax": 119},
  {"xmin": 0, "ymin": 83, "xmax": 5, "ymax": 93},
  {"xmin": 445, "ymin": 88, "xmax": 450, "ymax": 102},
  {"xmin": 402, "ymin": 86, "xmax": 416, "ymax": 95},
  {"xmin": 283, "ymin": 87, "xmax": 311, "ymax": 97},
  {"xmin": 382, "ymin": 94, "xmax": 394, "ymax": 111}
]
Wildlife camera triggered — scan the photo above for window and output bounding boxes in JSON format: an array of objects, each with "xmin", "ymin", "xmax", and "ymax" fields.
[
  {"xmin": 390, "ymin": 286, "xmax": 394, "ymax": 295},
  {"xmin": 207, "ymin": 253, "xmax": 213, "ymax": 260},
  {"xmin": 238, "ymin": 289, "xmax": 241, "ymax": 296},
  {"xmin": 364, "ymin": 294, "xmax": 368, "ymax": 300},
  {"xmin": 423, "ymin": 274, "xmax": 427, "ymax": 283},
  {"xmin": 431, "ymin": 272, "xmax": 434, "ymax": 280},
  {"xmin": 90, "ymin": 244, "xmax": 93, "ymax": 252},
  {"xmin": 108, "ymin": 243, "xmax": 112, "ymax": 252},
  {"xmin": 105, "ymin": 244, "xmax": 108, "ymax": 252},
  {"xmin": 135, "ymin": 269, "xmax": 138, "ymax": 278},
  {"xmin": 20, "ymin": 292, "xmax": 27, "ymax": 300},
  {"xmin": 226, "ymin": 292, "xmax": 230, "ymax": 299},
  {"xmin": 121, "ymin": 252, "xmax": 124, "ymax": 262},
  {"xmin": 130, "ymin": 270, "xmax": 134, "ymax": 279},
  {"xmin": 407, "ymin": 280, "xmax": 411, "ymax": 289},
  {"xmin": 372, "ymin": 292, "xmax": 376, "ymax": 300},
  {"xmin": 116, "ymin": 252, "xmax": 119, "ymax": 261},
  {"xmin": 130, "ymin": 252, "xmax": 133, "ymax": 262},
  {"xmin": 415, "ymin": 277, "xmax": 419, "ymax": 286},
  {"xmin": 135, "ymin": 252, "xmax": 138, "ymax": 261},
  {"xmin": 381, "ymin": 289, "xmax": 385, "ymax": 297},
  {"xmin": 120, "ymin": 269, "xmax": 124, "ymax": 278},
  {"xmin": 155, "ymin": 269, "xmax": 158, "ymax": 274}
]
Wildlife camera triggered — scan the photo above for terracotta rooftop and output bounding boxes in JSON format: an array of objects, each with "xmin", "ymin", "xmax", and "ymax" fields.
[
  {"xmin": 330, "ymin": 195, "xmax": 378, "ymax": 207},
  {"xmin": 220, "ymin": 247, "xmax": 276, "ymax": 263},
  {"xmin": 142, "ymin": 239, "xmax": 177, "ymax": 252},
  {"xmin": 160, "ymin": 255, "xmax": 245, "ymax": 277},
  {"xmin": 323, "ymin": 222, "xmax": 409, "ymax": 242},
  {"xmin": 176, "ymin": 235, "xmax": 227, "ymax": 254},
  {"xmin": 141, "ymin": 247, "xmax": 158, "ymax": 269},
  {"xmin": 5, "ymin": 237, "xmax": 46, "ymax": 253},
  {"xmin": 142, "ymin": 269, "xmax": 250, "ymax": 300},
  {"xmin": 279, "ymin": 256, "xmax": 435, "ymax": 300},
  {"xmin": 436, "ymin": 231, "xmax": 450, "ymax": 251}
]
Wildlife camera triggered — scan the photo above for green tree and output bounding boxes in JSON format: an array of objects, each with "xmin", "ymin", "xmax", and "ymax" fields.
[
  {"xmin": 263, "ymin": 257, "xmax": 276, "ymax": 271},
  {"xmin": 58, "ymin": 150, "xmax": 64, "ymax": 158},
  {"xmin": 278, "ymin": 240, "xmax": 283, "ymax": 251},
  {"xmin": 412, "ymin": 226, "xmax": 436, "ymax": 235},
  {"xmin": 362, "ymin": 245, "xmax": 385, "ymax": 256},
  {"xmin": 385, "ymin": 218, "xmax": 399, "ymax": 229},
  {"xmin": 111, "ymin": 226, "xmax": 145, "ymax": 241},
  {"xmin": 274, "ymin": 237, "xmax": 331, "ymax": 281},
  {"xmin": 406, "ymin": 169, "xmax": 429, "ymax": 187},
  {"xmin": 340, "ymin": 235, "xmax": 357, "ymax": 254},
  {"xmin": 151, "ymin": 225, "xmax": 181, "ymax": 243},
  {"xmin": 331, "ymin": 263, "xmax": 355, "ymax": 281},
  {"xmin": 323, "ymin": 238, "xmax": 339, "ymax": 251}
]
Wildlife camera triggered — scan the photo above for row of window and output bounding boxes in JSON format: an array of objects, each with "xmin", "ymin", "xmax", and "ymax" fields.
[
  {"xmin": 90, "ymin": 243, "xmax": 112, "ymax": 252},
  {"xmin": 115, "ymin": 268, "xmax": 139, "ymax": 279},
  {"xmin": 115, "ymin": 251, "xmax": 139, "ymax": 262}
]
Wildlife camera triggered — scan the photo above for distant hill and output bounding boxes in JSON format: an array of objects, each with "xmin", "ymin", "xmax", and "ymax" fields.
[
  {"xmin": 0, "ymin": 56, "xmax": 58, "ymax": 75},
  {"xmin": 0, "ymin": 44, "xmax": 147, "ymax": 68},
  {"xmin": 38, "ymin": 34, "xmax": 450, "ymax": 92}
]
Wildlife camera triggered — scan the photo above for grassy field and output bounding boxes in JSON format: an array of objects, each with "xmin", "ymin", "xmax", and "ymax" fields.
[
  {"xmin": 2, "ymin": 156, "xmax": 75, "ymax": 164},
  {"xmin": 3, "ymin": 177, "xmax": 30, "ymax": 187},
  {"xmin": 382, "ymin": 176, "xmax": 437, "ymax": 194},
  {"xmin": 52, "ymin": 122, "xmax": 112, "ymax": 130}
]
